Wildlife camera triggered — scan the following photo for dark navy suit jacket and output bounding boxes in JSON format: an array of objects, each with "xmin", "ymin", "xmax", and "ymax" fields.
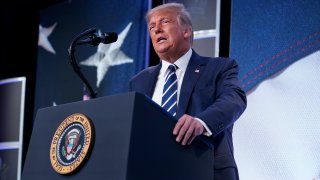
[{"xmin": 129, "ymin": 51, "xmax": 247, "ymax": 175}]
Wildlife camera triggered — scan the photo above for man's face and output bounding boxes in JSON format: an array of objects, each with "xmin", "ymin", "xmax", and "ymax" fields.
[{"xmin": 148, "ymin": 10, "xmax": 191, "ymax": 60}]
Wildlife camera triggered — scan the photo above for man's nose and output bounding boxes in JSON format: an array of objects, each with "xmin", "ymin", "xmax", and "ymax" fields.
[{"xmin": 154, "ymin": 24, "xmax": 163, "ymax": 34}]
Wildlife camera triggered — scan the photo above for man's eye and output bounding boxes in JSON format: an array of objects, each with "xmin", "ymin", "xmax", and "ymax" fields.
[{"xmin": 163, "ymin": 20, "xmax": 169, "ymax": 23}]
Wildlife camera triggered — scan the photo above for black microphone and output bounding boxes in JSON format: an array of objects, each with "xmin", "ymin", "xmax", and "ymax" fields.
[{"xmin": 77, "ymin": 32, "xmax": 118, "ymax": 46}]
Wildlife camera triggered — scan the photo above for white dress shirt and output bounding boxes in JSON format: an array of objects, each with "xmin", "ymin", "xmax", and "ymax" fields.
[{"xmin": 152, "ymin": 49, "xmax": 212, "ymax": 136}]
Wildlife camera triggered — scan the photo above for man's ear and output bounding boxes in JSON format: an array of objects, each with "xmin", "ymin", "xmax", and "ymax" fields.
[{"xmin": 183, "ymin": 26, "xmax": 192, "ymax": 39}]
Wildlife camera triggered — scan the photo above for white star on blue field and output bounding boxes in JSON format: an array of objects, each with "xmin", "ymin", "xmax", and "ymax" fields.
[
  {"xmin": 38, "ymin": 22, "xmax": 57, "ymax": 54},
  {"xmin": 80, "ymin": 22, "xmax": 134, "ymax": 87}
]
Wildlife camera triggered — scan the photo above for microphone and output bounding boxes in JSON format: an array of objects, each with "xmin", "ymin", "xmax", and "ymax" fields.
[{"xmin": 77, "ymin": 32, "xmax": 118, "ymax": 46}]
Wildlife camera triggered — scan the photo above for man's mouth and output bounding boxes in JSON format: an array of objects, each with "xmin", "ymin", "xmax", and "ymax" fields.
[{"xmin": 157, "ymin": 36, "xmax": 167, "ymax": 43}]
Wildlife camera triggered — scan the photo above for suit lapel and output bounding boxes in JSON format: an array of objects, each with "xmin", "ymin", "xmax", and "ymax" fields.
[
  {"xmin": 177, "ymin": 51, "xmax": 207, "ymax": 118},
  {"xmin": 143, "ymin": 63, "xmax": 161, "ymax": 98}
]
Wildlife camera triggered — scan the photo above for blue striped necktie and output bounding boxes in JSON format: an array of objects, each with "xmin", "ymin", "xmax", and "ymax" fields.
[{"xmin": 162, "ymin": 64, "xmax": 178, "ymax": 117}]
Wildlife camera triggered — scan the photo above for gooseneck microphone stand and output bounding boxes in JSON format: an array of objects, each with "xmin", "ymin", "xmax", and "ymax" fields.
[{"xmin": 68, "ymin": 28, "xmax": 98, "ymax": 99}]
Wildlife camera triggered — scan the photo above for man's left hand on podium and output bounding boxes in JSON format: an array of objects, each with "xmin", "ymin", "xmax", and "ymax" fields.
[{"xmin": 173, "ymin": 114, "xmax": 205, "ymax": 146}]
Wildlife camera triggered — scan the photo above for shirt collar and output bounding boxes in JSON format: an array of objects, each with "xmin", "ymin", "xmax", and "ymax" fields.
[{"xmin": 160, "ymin": 48, "xmax": 192, "ymax": 77}]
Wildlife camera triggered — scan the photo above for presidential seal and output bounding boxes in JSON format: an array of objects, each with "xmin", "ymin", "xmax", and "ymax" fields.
[{"xmin": 50, "ymin": 113, "xmax": 94, "ymax": 175}]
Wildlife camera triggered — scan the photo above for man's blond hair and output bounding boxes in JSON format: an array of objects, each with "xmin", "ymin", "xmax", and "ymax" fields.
[{"xmin": 146, "ymin": 3, "xmax": 193, "ymax": 43}]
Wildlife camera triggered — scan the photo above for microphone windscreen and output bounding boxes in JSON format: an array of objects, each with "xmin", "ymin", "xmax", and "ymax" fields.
[{"xmin": 102, "ymin": 32, "xmax": 118, "ymax": 44}]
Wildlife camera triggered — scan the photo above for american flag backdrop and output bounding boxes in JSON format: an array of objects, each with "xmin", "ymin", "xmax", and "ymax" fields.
[
  {"xmin": 33, "ymin": 0, "xmax": 320, "ymax": 179},
  {"xmin": 230, "ymin": 0, "xmax": 320, "ymax": 179},
  {"xmin": 35, "ymin": 0, "xmax": 149, "ymax": 111}
]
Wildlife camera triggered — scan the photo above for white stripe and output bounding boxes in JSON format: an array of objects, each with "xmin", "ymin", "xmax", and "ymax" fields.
[
  {"xmin": 165, "ymin": 72, "xmax": 175, "ymax": 82},
  {"xmin": 161, "ymin": 90, "xmax": 177, "ymax": 107},
  {"xmin": 167, "ymin": 101, "xmax": 177, "ymax": 112},
  {"xmin": 162, "ymin": 79, "xmax": 177, "ymax": 96}
]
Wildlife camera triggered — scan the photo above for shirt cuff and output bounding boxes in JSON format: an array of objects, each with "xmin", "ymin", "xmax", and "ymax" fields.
[{"xmin": 194, "ymin": 118, "xmax": 212, "ymax": 137}]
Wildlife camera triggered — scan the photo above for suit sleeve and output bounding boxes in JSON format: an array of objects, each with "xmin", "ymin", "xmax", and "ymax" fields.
[{"xmin": 196, "ymin": 59, "xmax": 247, "ymax": 137}]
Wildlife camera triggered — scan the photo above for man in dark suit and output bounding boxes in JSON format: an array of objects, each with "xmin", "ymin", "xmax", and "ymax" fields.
[{"xmin": 129, "ymin": 3, "xmax": 246, "ymax": 180}]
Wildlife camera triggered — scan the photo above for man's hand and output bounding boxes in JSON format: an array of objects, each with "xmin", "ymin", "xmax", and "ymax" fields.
[{"xmin": 173, "ymin": 114, "xmax": 204, "ymax": 145}]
